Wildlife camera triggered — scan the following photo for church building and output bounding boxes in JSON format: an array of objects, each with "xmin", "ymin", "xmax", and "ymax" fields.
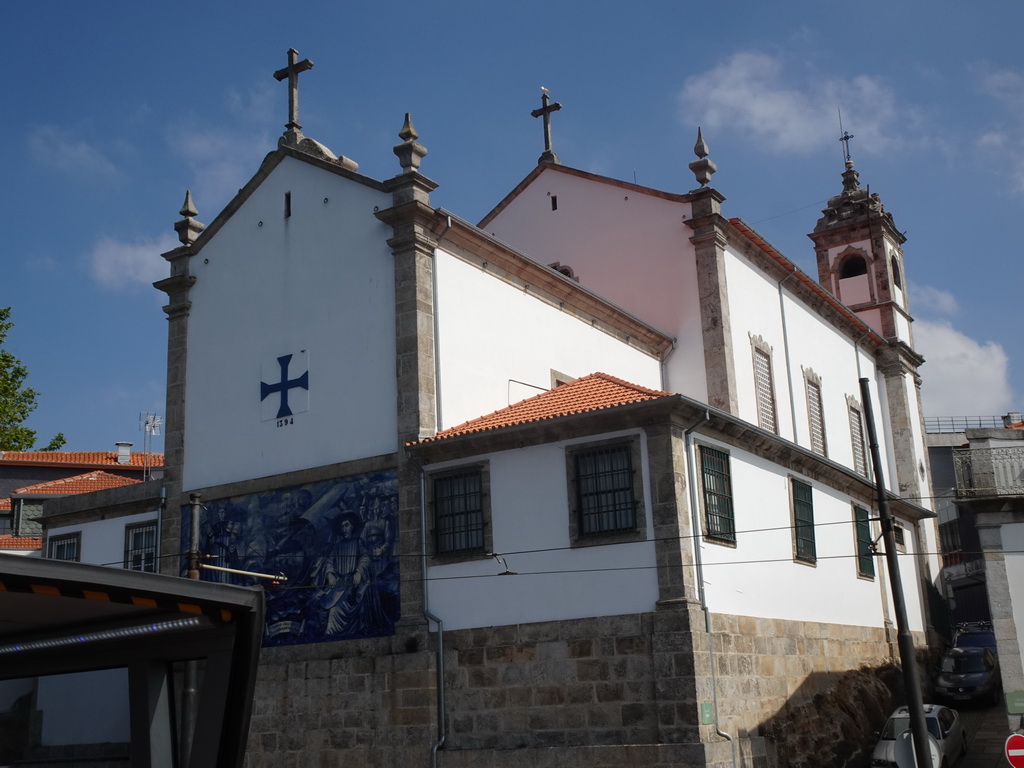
[{"xmin": 70, "ymin": 50, "xmax": 942, "ymax": 767}]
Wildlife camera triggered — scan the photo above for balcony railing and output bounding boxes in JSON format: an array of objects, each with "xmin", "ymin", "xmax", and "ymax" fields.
[{"xmin": 953, "ymin": 445, "xmax": 1024, "ymax": 498}]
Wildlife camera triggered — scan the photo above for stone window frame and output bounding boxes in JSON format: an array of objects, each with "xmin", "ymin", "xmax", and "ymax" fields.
[
  {"xmin": 426, "ymin": 462, "xmax": 493, "ymax": 564},
  {"xmin": 750, "ymin": 334, "xmax": 778, "ymax": 434},
  {"xmin": 790, "ymin": 477, "xmax": 816, "ymax": 565},
  {"xmin": 803, "ymin": 368, "xmax": 827, "ymax": 457},
  {"xmin": 124, "ymin": 520, "xmax": 158, "ymax": 572},
  {"xmin": 565, "ymin": 436, "xmax": 647, "ymax": 548},
  {"xmin": 846, "ymin": 396, "xmax": 871, "ymax": 479},
  {"xmin": 853, "ymin": 504, "xmax": 876, "ymax": 580},
  {"xmin": 697, "ymin": 442, "xmax": 737, "ymax": 546},
  {"xmin": 48, "ymin": 531, "xmax": 81, "ymax": 562}
]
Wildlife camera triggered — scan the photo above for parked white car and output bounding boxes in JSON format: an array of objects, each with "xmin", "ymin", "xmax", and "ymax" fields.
[{"xmin": 871, "ymin": 704, "xmax": 966, "ymax": 768}]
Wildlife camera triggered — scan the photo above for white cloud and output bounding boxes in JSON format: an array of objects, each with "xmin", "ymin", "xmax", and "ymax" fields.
[
  {"xmin": 167, "ymin": 123, "xmax": 273, "ymax": 214},
  {"xmin": 915, "ymin": 319, "xmax": 1014, "ymax": 417},
  {"xmin": 909, "ymin": 283, "xmax": 959, "ymax": 318},
  {"xmin": 28, "ymin": 125, "xmax": 121, "ymax": 179},
  {"xmin": 971, "ymin": 65, "xmax": 1024, "ymax": 193},
  {"xmin": 678, "ymin": 52, "xmax": 908, "ymax": 155},
  {"xmin": 88, "ymin": 234, "xmax": 179, "ymax": 290}
]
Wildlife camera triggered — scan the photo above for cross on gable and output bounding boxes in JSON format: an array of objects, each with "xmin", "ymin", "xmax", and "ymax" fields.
[
  {"xmin": 530, "ymin": 87, "xmax": 562, "ymax": 165},
  {"xmin": 274, "ymin": 48, "xmax": 314, "ymax": 133},
  {"xmin": 261, "ymin": 354, "xmax": 309, "ymax": 419}
]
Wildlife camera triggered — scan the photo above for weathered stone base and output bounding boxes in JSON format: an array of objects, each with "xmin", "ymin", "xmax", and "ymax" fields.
[{"xmin": 243, "ymin": 610, "xmax": 917, "ymax": 768}]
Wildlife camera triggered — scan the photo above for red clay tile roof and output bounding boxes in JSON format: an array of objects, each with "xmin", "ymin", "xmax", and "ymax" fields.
[
  {"xmin": 15, "ymin": 471, "xmax": 141, "ymax": 495},
  {"xmin": 1005, "ymin": 421, "xmax": 1024, "ymax": 430},
  {"xmin": 0, "ymin": 450, "xmax": 163, "ymax": 468},
  {"xmin": 0, "ymin": 498, "xmax": 9, "ymax": 512},
  {"xmin": 0, "ymin": 535, "xmax": 42, "ymax": 551},
  {"xmin": 415, "ymin": 372, "xmax": 673, "ymax": 443}
]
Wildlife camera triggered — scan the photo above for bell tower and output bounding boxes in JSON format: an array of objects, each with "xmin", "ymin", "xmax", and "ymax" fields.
[
  {"xmin": 809, "ymin": 157, "xmax": 911, "ymax": 344},
  {"xmin": 809, "ymin": 152, "xmax": 932, "ymax": 515}
]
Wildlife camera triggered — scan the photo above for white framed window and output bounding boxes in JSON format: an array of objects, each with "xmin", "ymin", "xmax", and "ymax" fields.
[
  {"xmin": 48, "ymin": 532, "xmax": 81, "ymax": 562},
  {"xmin": 124, "ymin": 521, "xmax": 158, "ymax": 572}
]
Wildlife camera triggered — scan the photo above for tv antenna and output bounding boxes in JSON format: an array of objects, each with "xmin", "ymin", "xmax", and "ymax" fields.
[{"xmin": 139, "ymin": 412, "xmax": 163, "ymax": 481}]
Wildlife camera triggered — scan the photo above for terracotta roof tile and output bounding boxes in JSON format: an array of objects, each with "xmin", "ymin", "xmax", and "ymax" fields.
[
  {"xmin": 415, "ymin": 372, "xmax": 673, "ymax": 444},
  {"xmin": 0, "ymin": 498, "xmax": 9, "ymax": 511},
  {"xmin": 1005, "ymin": 421, "xmax": 1024, "ymax": 430},
  {"xmin": 0, "ymin": 535, "xmax": 42, "ymax": 550},
  {"xmin": 0, "ymin": 450, "xmax": 163, "ymax": 468},
  {"xmin": 15, "ymin": 471, "xmax": 141, "ymax": 495}
]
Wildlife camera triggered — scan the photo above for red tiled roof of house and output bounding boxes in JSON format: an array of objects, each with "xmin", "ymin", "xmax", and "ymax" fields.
[
  {"xmin": 1005, "ymin": 421, "xmax": 1024, "ymax": 430},
  {"xmin": 0, "ymin": 450, "xmax": 163, "ymax": 469},
  {"xmin": 0, "ymin": 498, "xmax": 9, "ymax": 512},
  {"xmin": 415, "ymin": 372, "xmax": 673, "ymax": 443},
  {"xmin": 15, "ymin": 471, "xmax": 141, "ymax": 495},
  {"xmin": 0, "ymin": 535, "xmax": 42, "ymax": 551}
]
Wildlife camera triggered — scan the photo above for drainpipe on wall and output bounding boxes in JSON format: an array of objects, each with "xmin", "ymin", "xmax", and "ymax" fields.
[
  {"xmin": 683, "ymin": 412, "xmax": 738, "ymax": 768},
  {"xmin": 419, "ymin": 469, "xmax": 446, "ymax": 767},
  {"xmin": 778, "ymin": 268, "xmax": 799, "ymax": 441}
]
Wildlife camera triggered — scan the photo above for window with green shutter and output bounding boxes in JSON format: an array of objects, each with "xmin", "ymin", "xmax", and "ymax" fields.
[
  {"xmin": 855, "ymin": 506, "xmax": 875, "ymax": 578},
  {"xmin": 792, "ymin": 479, "xmax": 816, "ymax": 563}
]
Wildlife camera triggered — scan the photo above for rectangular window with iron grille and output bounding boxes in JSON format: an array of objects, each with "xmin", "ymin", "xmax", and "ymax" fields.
[
  {"xmin": 48, "ymin": 532, "xmax": 81, "ymax": 562},
  {"xmin": 124, "ymin": 521, "xmax": 158, "ymax": 572},
  {"xmin": 854, "ymin": 506, "xmax": 875, "ymax": 578},
  {"xmin": 574, "ymin": 443, "xmax": 636, "ymax": 535},
  {"xmin": 806, "ymin": 380, "xmax": 827, "ymax": 456},
  {"xmin": 433, "ymin": 469, "xmax": 485, "ymax": 555},
  {"xmin": 753, "ymin": 348, "xmax": 778, "ymax": 433},
  {"xmin": 849, "ymin": 405, "xmax": 868, "ymax": 476},
  {"xmin": 791, "ymin": 479, "xmax": 816, "ymax": 563},
  {"xmin": 700, "ymin": 445, "xmax": 735, "ymax": 543}
]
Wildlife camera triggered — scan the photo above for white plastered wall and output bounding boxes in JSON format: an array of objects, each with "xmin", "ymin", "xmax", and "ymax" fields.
[
  {"xmin": 424, "ymin": 429, "xmax": 659, "ymax": 631},
  {"xmin": 182, "ymin": 158, "xmax": 396, "ymax": 490},
  {"xmin": 48, "ymin": 511, "xmax": 158, "ymax": 568},
  {"xmin": 482, "ymin": 171, "xmax": 707, "ymax": 401},
  {"xmin": 433, "ymin": 249, "xmax": 663, "ymax": 428},
  {"xmin": 692, "ymin": 435, "xmax": 924, "ymax": 631},
  {"xmin": 722, "ymin": 246, "xmax": 894, "ymax": 478}
]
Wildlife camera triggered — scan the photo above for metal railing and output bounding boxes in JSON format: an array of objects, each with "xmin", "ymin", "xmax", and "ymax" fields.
[
  {"xmin": 925, "ymin": 416, "xmax": 1007, "ymax": 433},
  {"xmin": 953, "ymin": 445, "xmax": 1024, "ymax": 497}
]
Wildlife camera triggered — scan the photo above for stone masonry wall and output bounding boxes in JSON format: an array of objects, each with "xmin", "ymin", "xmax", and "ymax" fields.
[{"xmin": 242, "ymin": 609, "xmax": 911, "ymax": 768}]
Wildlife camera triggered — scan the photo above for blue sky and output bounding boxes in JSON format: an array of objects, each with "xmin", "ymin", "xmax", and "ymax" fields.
[{"xmin": 3, "ymin": 1, "xmax": 1022, "ymax": 453}]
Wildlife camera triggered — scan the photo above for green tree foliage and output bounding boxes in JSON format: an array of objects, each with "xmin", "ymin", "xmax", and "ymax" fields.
[{"xmin": 0, "ymin": 307, "xmax": 66, "ymax": 451}]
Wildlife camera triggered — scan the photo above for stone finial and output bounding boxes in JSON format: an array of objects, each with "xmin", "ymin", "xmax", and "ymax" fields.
[
  {"xmin": 688, "ymin": 127, "xmax": 717, "ymax": 187},
  {"xmin": 174, "ymin": 190, "xmax": 205, "ymax": 246},
  {"xmin": 393, "ymin": 113, "xmax": 428, "ymax": 173}
]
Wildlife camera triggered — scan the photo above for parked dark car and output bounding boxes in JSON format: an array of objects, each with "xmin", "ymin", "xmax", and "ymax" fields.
[
  {"xmin": 934, "ymin": 646, "xmax": 1002, "ymax": 705},
  {"xmin": 953, "ymin": 621, "xmax": 997, "ymax": 653}
]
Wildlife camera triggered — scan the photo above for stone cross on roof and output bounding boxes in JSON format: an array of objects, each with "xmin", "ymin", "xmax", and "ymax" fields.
[
  {"xmin": 273, "ymin": 48, "xmax": 314, "ymax": 135},
  {"xmin": 530, "ymin": 87, "xmax": 562, "ymax": 165}
]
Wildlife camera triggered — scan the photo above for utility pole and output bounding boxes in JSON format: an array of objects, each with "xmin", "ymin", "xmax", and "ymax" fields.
[
  {"xmin": 180, "ymin": 493, "xmax": 202, "ymax": 764},
  {"xmin": 859, "ymin": 378, "xmax": 933, "ymax": 768}
]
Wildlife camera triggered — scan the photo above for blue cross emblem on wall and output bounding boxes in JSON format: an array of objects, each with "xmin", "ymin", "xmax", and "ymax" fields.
[{"xmin": 260, "ymin": 354, "xmax": 309, "ymax": 418}]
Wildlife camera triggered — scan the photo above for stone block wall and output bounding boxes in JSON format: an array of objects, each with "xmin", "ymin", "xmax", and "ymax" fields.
[{"xmin": 242, "ymin": 609, "xmax": 910, "ymax": 768}]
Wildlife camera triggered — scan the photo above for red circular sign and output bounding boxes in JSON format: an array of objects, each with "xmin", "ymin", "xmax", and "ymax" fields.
[{"xmin": 1005, "ymin": 733, "xmax": 1024, "ymax": 768}]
